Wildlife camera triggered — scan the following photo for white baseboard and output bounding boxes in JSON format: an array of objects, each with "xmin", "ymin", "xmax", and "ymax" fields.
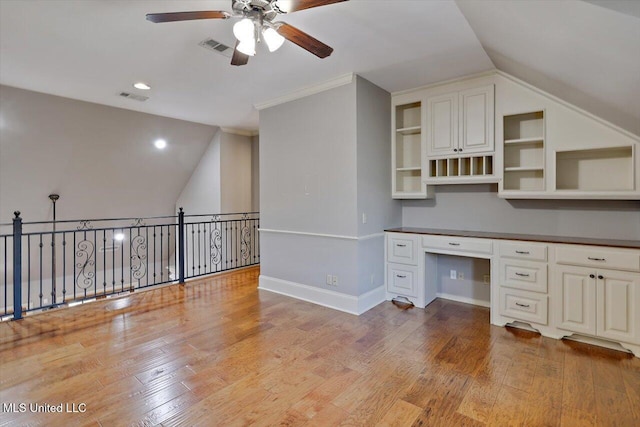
[
  {"xmin": 258, "ymin": 275, "xmax": 385, "ymax": 315},
  {"xmin": 437, "ymin": 292, "xmax": 491, "ymax": 308}
]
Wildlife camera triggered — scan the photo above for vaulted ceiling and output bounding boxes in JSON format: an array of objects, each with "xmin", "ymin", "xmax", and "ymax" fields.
[{"xmin": 1, "ymin": 0, "xmax": 638, "ymax": 135}]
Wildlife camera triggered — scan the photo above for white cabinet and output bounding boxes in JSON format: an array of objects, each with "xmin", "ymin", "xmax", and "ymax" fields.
[
  {"xmin": 498, "ymin": 241, "xmax": 549, "ymax": 326},
  {"xmin": 385, "ymin": 233, "xmax": 420, "ymax": 301},
  {"xmin": 554, "ymin": 245, "xmax": 640, "ymax": 347},
  {"xmin": 387, "ymin": 233, "xmax": 418, "ymax": 265},
  {"xmin": 556, "ymin": 265, "xmax": 640, "ymax": 344},
  {"xmin": 391, "ymin": 98, "xmax": 430, "ymax": 199},
  {"xmin": 426, "ymin": 85, "xmax": 494, "ymax": 157},
  {"xmin": 387, "ymin": 264, "xmax": 418, "ymax": 298}
]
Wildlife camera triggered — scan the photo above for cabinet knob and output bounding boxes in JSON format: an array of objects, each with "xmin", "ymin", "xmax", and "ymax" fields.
[
  {"xmin": 453, "ymin": 148, "xmax": 458, "ymax": 152},
  {"xmin": 589, "ymin": 274, "xmax": 595, "ymax": 279},
  {"xmin": 459, "ymin": 148, "xmax": 463, "ymax": 152},
  {"xmin": 598, "ymin": 275, "xmax": 604, "ymax": 280}
]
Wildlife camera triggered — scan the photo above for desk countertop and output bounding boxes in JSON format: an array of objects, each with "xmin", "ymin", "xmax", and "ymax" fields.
[{"xmin": 384, "ymin": 227, "xmax": 640, "ymax": 249}]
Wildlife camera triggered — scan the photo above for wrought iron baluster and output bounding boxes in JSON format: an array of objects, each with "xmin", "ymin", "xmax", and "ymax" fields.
[
  {"xmin": 62, "ymin": 233, "xmax": 66, "ymax": 302},
  {"xmin": 27, "ymin": 235, "xmax": 31, "ymax": 310},
  {"xmin": 103, "ymin": 229, "xmax": 107, "ymax": 294},
  {"xmin": 39, "ymin": 234, "xmax": 43, "ymax": 308},
  {"xmin": 153, "ymin": 226, "xmax": 157, "ymax": 284}
]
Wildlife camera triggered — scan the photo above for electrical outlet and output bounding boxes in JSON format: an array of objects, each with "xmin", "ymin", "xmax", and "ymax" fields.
[
  {"xmin": 332, "ymin": 275, "xmax": 338, "ymax": 286},
  {"xmin": 457, "ymin": 272, "xmax": 464, "ymax": 280},
  {"xmin": 483, "ymin": 274, "xmax": 491, "ymax": 285},
  {"xmin": 326, "ymin": 274, "xmax": 332, "ymax": 285},
  {"xmin": 450, "ymin": 270, "xmax": 457, "ymax": 280},
  {"xmin": 362, "ymin": 213, "xmax": 367, "ymax": 224}
]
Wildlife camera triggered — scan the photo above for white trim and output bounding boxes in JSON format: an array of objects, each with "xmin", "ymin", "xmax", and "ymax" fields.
[
  {"xmin": 220, "ymin": 127, "xmax": 259, "ymax": 137},
  {"xmin": 258, "ymin": 275, "xmax": 385, "ymax": 315},
  {"xmin": 254, "ymin": 73, "xmax": 355, "ymax": 110},
  {"xmin": 391, "ymin": 69, "xmax": 497, "ymax": 97},
  {"xmin": 258, "ymin": 228, "xmax": 385, "ymax": 241},
  {"xmin": 495, "ymin": 70, "xmax": 640, "ymax": 142},
  {"xmin": 259, "ymin": 228, "xmax": 357, "ymax": 240},
  {"xmin": 437, "ymin": 292, "xmax": 491, "ymax": 308}
]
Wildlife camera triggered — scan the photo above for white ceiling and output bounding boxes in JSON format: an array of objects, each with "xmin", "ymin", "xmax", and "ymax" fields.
[{"xmin": 0, "ymin": 0, "xmax": 638, "ymax": 135}]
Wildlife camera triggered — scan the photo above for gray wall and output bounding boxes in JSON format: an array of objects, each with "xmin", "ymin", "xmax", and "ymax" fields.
[
  {"xmin": 355, "ymin": 76, "xmax": 401, "ymax": 294},
  {"xmin": 220, "ymin": 131, "xmax": 253, "ymax": 213},
  {"xmin": 0, "ymin": 85, "xmax": 216, "ymax": 223},
  {"xmin": 403, "ymin": 184, "xmax": 640, "ymax": 240},
  {"xmin": 176, "ymin": 129, "xmax": 254, "ymax": 215},
  {"xmin": 260, "ymin": 83, "xmax": 358, "ymax": 237},
  {"xmin": 251, "ymin": 135, "xmax": 259, "ymax": 212},
  {"xmin": 260, "ymin": 77, "xmax": 400, "ymax": 298}
]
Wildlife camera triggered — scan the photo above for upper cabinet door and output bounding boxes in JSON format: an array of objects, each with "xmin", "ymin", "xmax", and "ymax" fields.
[
  {"xmin": 426, "ymin": 93, "xmax": 458, "ymax": 156},
  {"xmin": 459, "ymin": 85, "xmax": 494, "ymax": 154}
]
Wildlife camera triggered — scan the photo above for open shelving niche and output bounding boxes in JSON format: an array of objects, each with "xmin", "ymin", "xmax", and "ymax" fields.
[
  {"xmin": 502, "ymin": 111, "xmax": 545, "ymax": 192},
  {"xmin": 393, "ymin": 101, "xmax": 430, "ymax": 198},
  {"xmin": 555, "ymin": 146, "xmax": 634, "ymax": 192}
]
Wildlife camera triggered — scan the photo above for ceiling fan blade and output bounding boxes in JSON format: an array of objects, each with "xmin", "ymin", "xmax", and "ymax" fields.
[
  {"xmin": 145, "ymin": 11, "xmax": 230, "ymax": 23},
  {"xmin": 277, "ymin": 0, "xmax": 348, "ymax": 13},
  {"xmin": 231, "ymin": 41, "xmax": 250, "ymax": 66},
  {"xmin": 276, "ymin": 22, "xmax": 333, "ymax": 58}
]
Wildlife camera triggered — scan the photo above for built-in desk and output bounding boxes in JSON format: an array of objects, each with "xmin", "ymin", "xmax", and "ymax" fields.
[{"xmin": 384, "ymin": 227, "xmax": 640, "ymax": 357}]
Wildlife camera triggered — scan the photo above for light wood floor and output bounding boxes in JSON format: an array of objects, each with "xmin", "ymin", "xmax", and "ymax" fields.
[{"xmin": 1, "ymin": 266, "xmax": 639, "ymax": 426}]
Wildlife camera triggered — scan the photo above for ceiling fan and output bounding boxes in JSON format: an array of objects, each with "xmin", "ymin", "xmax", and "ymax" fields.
[{"xmin": 146, "ymin": 0, "xmax": 348, "ymax": 66}]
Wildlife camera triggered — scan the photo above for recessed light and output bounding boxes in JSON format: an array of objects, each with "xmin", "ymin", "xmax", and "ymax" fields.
[
  {"xmin": 154, "ymin": 138, "xmax": 167, "ymax": 149},
  {"xmin": 114, "ymin": 232, "xmax": 125, "ymax": 242},
  {"xmin": 133, "ymin": 82, "xmax": 151, "ymax": 90}
]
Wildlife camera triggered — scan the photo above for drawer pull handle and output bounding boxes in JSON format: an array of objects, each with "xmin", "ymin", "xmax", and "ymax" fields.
[
  {"xmin": 396, "ymin": 274, "xmax": 407, "ymax": 279},
  {"xmin": 396, "ymin": 244, "xmax": 407, "ymax": 247},
  {"xmin": 587, "ymin": 257, "xmax": 605, "ymax": 261},
  {"xmin": 448, "ymin": 242, "xmax": 461, "ymax": 246},
  {"xmin": 515, "ymin": 302, "xmax": 530, "ymax": 308},
  {"xmin": 515, "ymin": 250, "xmax": 530, "ymax": 255},
  {"xmin": 515, "ymin": 272, "xmax": 530, "ymax": 277}
]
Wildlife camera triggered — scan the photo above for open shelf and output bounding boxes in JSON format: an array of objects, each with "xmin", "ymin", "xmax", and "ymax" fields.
[
  {"xmin": 395, "ymin": 169, "xmax": 423, "ymax": 193},
  {"xmin": 393, "ymin": 100, "xmax": 427, "ymax": 198},
  {"xmin": 395, "ymin": 132, "xmax": 421, "ymax": 170},
  {"xmin": 556, "ymin": 146, "xmax": 634, "ymax": 191},
  {"xmin": 396, "ymin": 126, "xmax": 421, "ymax": 135},
  {"xmin": 502, "ymin": 111, "xmax": 545, "ymax": 193},
  {"xmin": 395, "ymin": 102, "xmax": 421, "ymax": 130},
  {"xmin": 504, "ymin": 170, "xmax": 545, "ymax": 191}
]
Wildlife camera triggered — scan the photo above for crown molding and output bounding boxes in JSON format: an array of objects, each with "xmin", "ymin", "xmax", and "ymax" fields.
[
  {"xmin": 390, "ymin": 69, "xmax": 497, "ymax": 97},
  {"xmin": 254, "ymin": 73, "xmax": 355, "ymax": 110}
]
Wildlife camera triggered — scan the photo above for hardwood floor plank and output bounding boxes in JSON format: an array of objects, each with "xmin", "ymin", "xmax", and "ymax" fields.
[
  {"xmin": 1, "ymin": 266, "xmax": 638, "ymax": 426},
  {"xmin": 377, "ymin": 399, "xmax": 423, "ymax": 427}
]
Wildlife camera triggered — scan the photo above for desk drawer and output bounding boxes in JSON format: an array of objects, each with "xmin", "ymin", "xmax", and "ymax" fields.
[
  {"xmin": 387, "ymin": 234, "xmax": 418, "ymax": 265},
  {"xmin": 500, "ymin": 288, "xmax": 548, "ymax": 325},
  {"xmin": 500, "ymin": 241, "xmax": 547, "ymax": 262},
  {"xmin": 499, "ymin": 259, "xmax": 547, "ymax": 293},
  {"xmin": 422, "ymin": 235, "xmax": 493, "ymax": 255},
  {"xmin": 556, "ymin": 245, "xmax": 640, "ymax": 272},
  {"xmin": 387, "ymin": 263, "xmax": 418, "ymax": 298}
]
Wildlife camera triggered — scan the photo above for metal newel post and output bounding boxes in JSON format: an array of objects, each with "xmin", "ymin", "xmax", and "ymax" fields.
[
  {"xmin": 178, "ymin": 207, "xmax": 185, "ymax": 284},
  {"xmin": 12, "ymin": 211, "xmax": 23, "ymax": 320}
]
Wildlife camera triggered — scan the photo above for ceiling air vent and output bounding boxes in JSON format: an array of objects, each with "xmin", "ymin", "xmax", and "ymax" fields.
[
  {"xmin": 118, "ymin": 92, "xmax": 149, "ymax": 102},
  {"xmin": 199, "ymin": 38, "xmax": 233, "ymax": 58}
]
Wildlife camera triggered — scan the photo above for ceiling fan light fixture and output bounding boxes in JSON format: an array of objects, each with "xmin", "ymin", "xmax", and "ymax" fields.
[
  {"xmin": 274, "ymin": 0, "xmax": 294, "ymax": 13},
  {"xmin": 237, "ymin": 39, "xmax": 256, "ymax": 56},
  {"xmin": 233, "ymin": 18, "xmax": 255, "ymax": 42},
  {"xmin": 263, "ymin": 27, "xmax": 285, "ymax": 52}
]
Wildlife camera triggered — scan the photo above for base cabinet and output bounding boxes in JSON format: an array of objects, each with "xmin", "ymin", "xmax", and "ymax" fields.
[{"xmin": 556, "ymin": 265, "xmax": 640, "ymax": 345}]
